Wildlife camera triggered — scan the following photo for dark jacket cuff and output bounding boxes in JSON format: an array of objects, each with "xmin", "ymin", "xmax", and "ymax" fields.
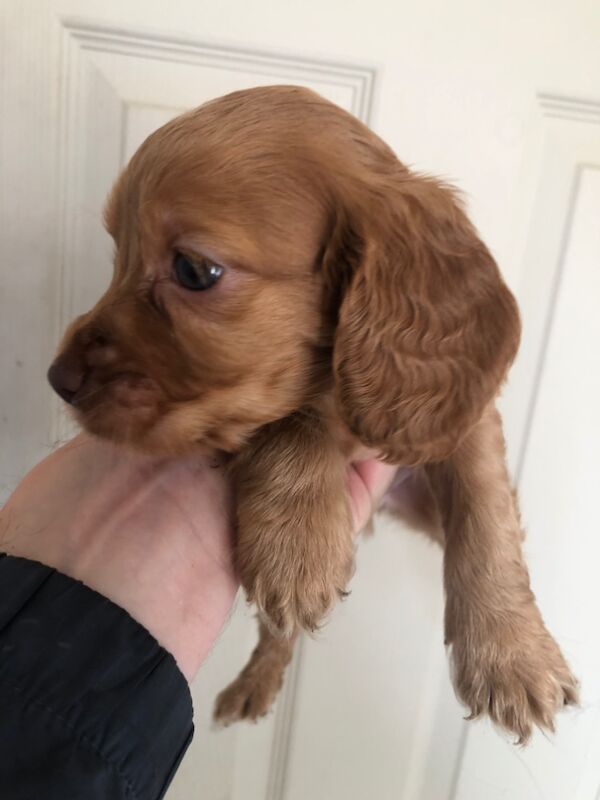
[{"xmin": 0, "ymin": 553, "xmax": 194, "ymax": 799}]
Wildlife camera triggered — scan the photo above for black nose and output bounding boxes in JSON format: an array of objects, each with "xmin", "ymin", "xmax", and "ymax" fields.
[{"xmin": 47, "ymin": 357, "xmax": 85, "ymax": 404}]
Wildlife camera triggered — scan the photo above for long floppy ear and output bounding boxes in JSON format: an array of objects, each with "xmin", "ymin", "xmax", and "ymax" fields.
[{"xmin": 331, "ymin": 174, "xmax": 520, "ymax": 465}]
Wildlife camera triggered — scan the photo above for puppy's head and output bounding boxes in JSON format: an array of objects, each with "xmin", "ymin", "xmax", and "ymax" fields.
[{"xmin": 48, "ymin": 85, "xmax": 520, "ymax": 461}]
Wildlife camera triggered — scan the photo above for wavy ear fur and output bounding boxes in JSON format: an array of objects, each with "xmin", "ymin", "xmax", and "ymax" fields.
[{"xmin": 331, "ymin": 173, "xmax": 520, "ymax": 465}]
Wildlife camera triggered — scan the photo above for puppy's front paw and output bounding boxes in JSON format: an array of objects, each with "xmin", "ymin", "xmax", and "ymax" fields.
[
  {"xmin": 245, "ymin": 567, "xmax": 350, "ymax": 636},
  {"xmin": 450, "ymin": 619, "xmax": 578, "ymax": 744},
  {"xmin": 241, "ymin": 548, "xmax": 353, "ymax": 636}
]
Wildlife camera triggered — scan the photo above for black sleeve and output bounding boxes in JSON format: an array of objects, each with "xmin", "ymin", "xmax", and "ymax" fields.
[{"xmin": 0, "ymin": 553, "xmax": 194, "ymax": 800}]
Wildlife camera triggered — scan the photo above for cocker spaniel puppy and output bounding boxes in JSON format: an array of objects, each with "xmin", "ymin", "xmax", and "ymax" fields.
[{"xmin": 48, "ymin": 85, "xmax": 577, "ymax": 743}]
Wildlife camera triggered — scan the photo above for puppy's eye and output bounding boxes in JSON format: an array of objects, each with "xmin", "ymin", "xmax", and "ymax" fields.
[{"xmin": 173, "ymin": 252, "xmax": 223, "ymax": 291}]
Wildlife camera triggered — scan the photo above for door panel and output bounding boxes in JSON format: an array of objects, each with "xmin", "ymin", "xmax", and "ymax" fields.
[{"xmin": 456, "ymin": 164, "xmax": 600, "ymax": 800}]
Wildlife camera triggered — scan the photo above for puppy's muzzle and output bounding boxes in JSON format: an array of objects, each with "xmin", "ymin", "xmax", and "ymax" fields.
[{"xmin": 47, "ymin": 354, "xmax": 85, "ymax": 405}]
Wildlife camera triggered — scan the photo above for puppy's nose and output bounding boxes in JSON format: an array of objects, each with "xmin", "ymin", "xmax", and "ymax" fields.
[{"xmin": 47, "ymin": 356, "xmax": 85, "ymax": 404}]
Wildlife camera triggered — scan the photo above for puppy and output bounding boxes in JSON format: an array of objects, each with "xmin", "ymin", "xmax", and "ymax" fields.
[{"xmin": 48, "ymin": 85, "xmax": 577, "ymax": 743}]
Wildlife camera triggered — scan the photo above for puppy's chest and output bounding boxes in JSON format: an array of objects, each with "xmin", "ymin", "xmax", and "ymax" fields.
[{"xmin": 312, "ymin": 395, "xmax": 376, "ymax": 462}]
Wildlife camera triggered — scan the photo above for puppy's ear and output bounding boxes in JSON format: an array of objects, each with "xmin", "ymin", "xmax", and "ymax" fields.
[
  {"xmin": 103, "ymin": 169, "xmax": 128, "ymax": 242},
  {"xmin": 331, "ymin": 175, "xmax": 520, "ymax": 465}
]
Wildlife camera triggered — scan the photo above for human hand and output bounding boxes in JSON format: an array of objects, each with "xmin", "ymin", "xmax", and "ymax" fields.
[
  {"xmin": 0, "ymin": 434, "xmax": 238, "ymax": 682},
  {"xmin": 0, "ymin": 434, "xmax": 395, "ymax": 682}
]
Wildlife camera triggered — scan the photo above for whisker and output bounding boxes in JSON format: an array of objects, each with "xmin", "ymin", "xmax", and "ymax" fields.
[{"xmin": 76, "ymin": 374, "xmax": 129, "ymax": 403}]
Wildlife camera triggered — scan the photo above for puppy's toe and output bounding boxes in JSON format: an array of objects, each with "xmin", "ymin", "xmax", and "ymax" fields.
[
  {"xmin": 214, "ymin": 674, "xmax": 279, "ymax": 726},
  {"xmin": 452, "ymin": 630, "xmax": 578, "ymax": 744},
  {"xmin": 252, "ymin": 578, "xmax": 336, "ymax": 636},
  {"xmin": 256, "ymin": 591, "xmax": 296, "ymax": 637}
]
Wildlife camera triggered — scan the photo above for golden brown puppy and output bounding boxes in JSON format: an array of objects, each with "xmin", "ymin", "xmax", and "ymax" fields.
[{"xmin": 48, "ymin": 85, "xmax": 577, "ymax": 744}]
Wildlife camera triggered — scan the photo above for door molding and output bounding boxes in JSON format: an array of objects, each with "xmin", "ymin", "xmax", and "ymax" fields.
[
  {"xmin": 60, "ymin": 18, "xmax": 376, "ymax": 120},
  {"xmin": 451, "ymin": 89, "xmax": 600, "ymax": 800}
]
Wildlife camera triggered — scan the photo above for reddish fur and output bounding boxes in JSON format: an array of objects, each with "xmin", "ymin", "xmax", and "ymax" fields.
[{"xmin": 49, "ymin": 85, "xmax": 577, "ymax": 742}]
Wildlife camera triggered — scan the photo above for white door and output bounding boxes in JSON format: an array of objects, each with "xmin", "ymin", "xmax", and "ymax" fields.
[{"xmin": 1, "ymin": 3, "xmax": 599, "ymax": 798}]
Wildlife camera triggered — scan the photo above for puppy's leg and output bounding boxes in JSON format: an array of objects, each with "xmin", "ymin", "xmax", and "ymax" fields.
[
  {"xmin": 214, "ymin": 620, "xmax": 298, "ymax": 725},
  {"xmin": 426, "ymin": 404, "xmax": 578, "ymax": 743},
  {"xmin": 232, "ymin": 412, "xmax": 354, "ymax": 636}
]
